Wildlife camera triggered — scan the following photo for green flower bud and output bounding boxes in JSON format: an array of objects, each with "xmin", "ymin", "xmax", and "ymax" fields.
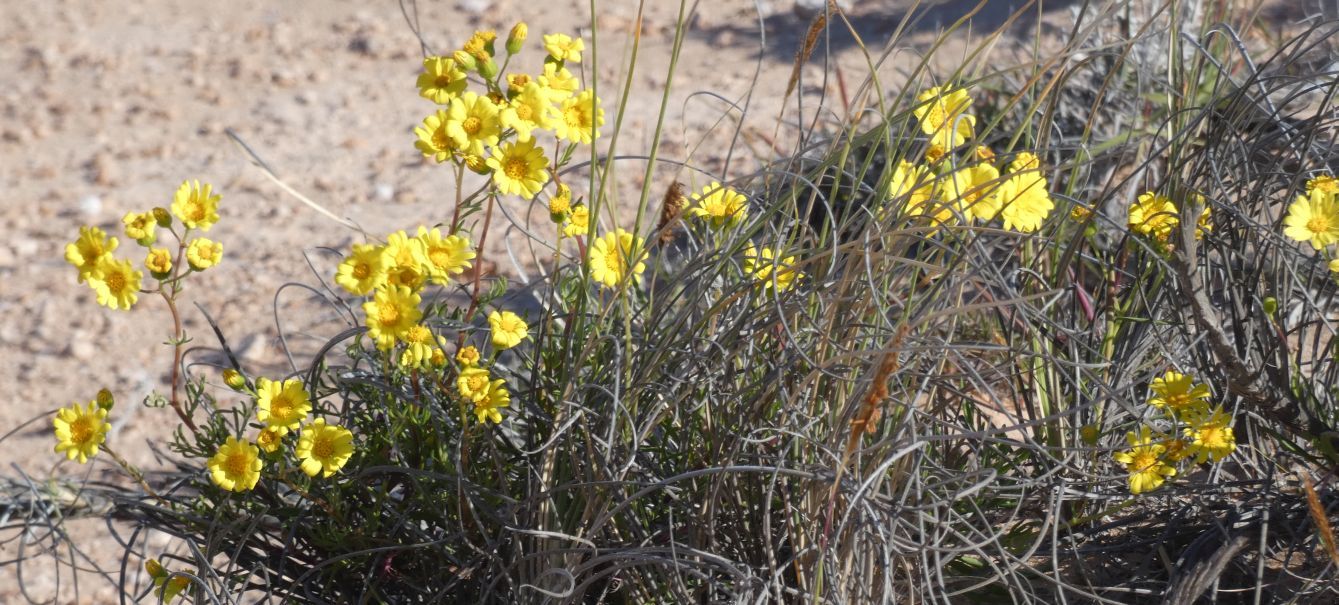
[
  {"xmin": 1263, "ymin": 297, "xmax": 1277, "ymax": 316},
  {"xmin": 478, "ymin": 58, "xmax": 499, "ymax": 79},
  {"xmin": 452, "ymin": 50, "xmax": 476, "ymax": 72},
  {"xmin": 1079, "ymin": 424, "xmax": 1100, "ymax": 445},
  {"xmin": 506, "ymin": 22, "xmax": 527, "ymax": 55},
  {"xmin": 145, "ymin": 559, "xmax": 168, "ymax": 582},
  {"xmin": 223, "ymin": 368, "xmax": 246, "ymax": 391},
  {"xmin": 96, "ymin": 388, "xmax": 115, "ymax": 411},
  {"xmin": 152, "ymin": 207, "xmax": 172, "ymax": 227}
]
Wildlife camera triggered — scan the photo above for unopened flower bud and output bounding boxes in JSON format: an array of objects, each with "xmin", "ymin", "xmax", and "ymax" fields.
[
  {"xmin": 223, "ymin": 368, "xmax": 246, "ymax": 390},
  {"xmin": 548, "ymin": 185, "xmax": 571, "ymax": 223},
  {"xmin": 145, "ymin": 559, "xmax": 168, "ymax": 582},
  {"xmin": 506, "ymin": 22, "xmax": 527, "ymax": 55},
  {"xmin": 152, "ymin": 207, "xmax": 172, "ymax": 227},
  {"xmin": 478, "ymin": 58, "xmax": 499, "ymax": 79},
  {"xmin": 452, "ymin": 50, "xmax": 476, "ymax": 72},
  {"xmin": 96, "ymin": 388, "xmax": 115, "ymax": 411},
  {"xmin": 1263, "ymin": 297, "xmax": 1278, "ymax": 316}
]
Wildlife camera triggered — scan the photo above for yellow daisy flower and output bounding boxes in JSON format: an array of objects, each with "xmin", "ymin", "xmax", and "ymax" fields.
[
  {"xmin": 296, "ymin": 418, "xmax": 355, "ymax": 478},
  {"xmin": 948, "ymin": 163, "xmax": 1002, "ymax": 222},
  {"xmin": 543, "ymin": 33, "xmax": 584, "ymax": 63},
  {"xmin": 363, "ymin": 286, "xmax": 423, "ymax": 350},
  {"xmin": 1308, "ymin": 175, "xmax": 1339, "ymax": 197},
  {"xmin": 488, "ymin": 310, "xmax": 529, "ymax": 350},
  {"xmin": 889, "ymin": 161, "xmax": 944, "ymax": 222},
  {"xmin": 255, "ymin": 377, "xmax": 312, "ymax": 434},
  {"xmin": 207, "ymin": 436, "xmax": 262, "ymax": 492},
  {"xmin": 688, "ymin": 181, "xmax": 748, "ymax": 229},
  {"xmin": 381, "ymin": 231, "xmax": 427, "ymax": 290},
  {"xmin": 1182, "ymin": 406, "xmax": 1236, "ymax": 463},
  {"xmin": 998, "ymin": 166, "xmax": 1054, "ymax": 233},
  {"xmin": 506, "ymin": 73, "xmax": 532, "ymax": 96},
  {"xmin": 415, "ymin": 226, "xmax": 475, "ymax": 286},
  {"xmin": 1161, "ymin": 437, "xmax": 1192, "ymax": 463},
  {"xmin": 186, "ymin": 238, "xmax": 222, "ymax": 271},
  {"xmin": 475, "ymin": 379, "xmax": 510, "ymax": 424},
  {"xmin": 416, "ymin": 56, "xmax": 468, "ymax": 104},
  {"xmin": 89, "ymin": 257, "xmax": 142, "ymax": 310},
  {"xmin": 486, "ymin": 138, "xmax": 551, "ymax": 199},
  {"xmin": 1128, "ymin": 192, "xmax": 1179, "ymax": 242},
  {"xmin": 446, "ymin": 92, "xmax": 502, "ymax": 156},
  {"xmin": 457, "ymin": 366, "xmax": 493, "ymax": 403},
  {"xmin": 65, "ymin": 226, "xmax": 118, "ymax": 283},
  {"xmin": 256, "ymin": 426, "xmax": 284, "ymax": 454},
  {"xmin": 1147, "ymin": 370, "xmax": 1211, "ymax": 414},
  {"xmin": 399, "ymin": 324, "xmax": 436, "ymax": 369},
  {"xmin": 500, "ymin": 82, "xmax": 554, "ymax": 141},
  {"xmin": 122, "ymin": 211, "xmax": 156, "ymax": 243},
  {"xmin": 1111, "ymin": 427, "xmax": 1176, "ymax": 495},
  {"xmin": 588, "ymin": 228, "xmax": 648, "ymax": 289},
  {"xmin": 171, "ymin": 180, "xmax": 221, "ymax": 231},
  {"xmin": 144, "ymin": 247, "xmax": 173, "ymax": 277},
  {"xmin": 335, "ymin": 243, "xmax": 386, "ymax": 296},
  {"xmin": 743, "ymin": 243, "xmax": 801, "ymax": 293},
  {"xmin": 552, "ymin": 90, "xmax": 604, "ymax": 145},
  {"xmin": 456, "ymin": 345, "xmax": 481, "ymax": 367},
  {"xmin": 414, "ymin": 110, "xmax": 460, "ymax": 164},
  {"xmin": 539, "ymin": 63, "xmax": 579, "ymax": 98},
  {"xmin": 1284, "ymin": 188, "xmax": 1339, "ymax": 250},
  {"xmin": 462, "ymin": 30, "xmax": 497, "ymax": 62},
  {"xmin": 913, "ymin": 86, "xmax": 975, "ymax": 149},
  {"xmin": 52, "ymin": 400, "xmax": 109, "ymax": 463},
  {"xmin": 563, "ymin": 204, "xmax": 590, "ymax": 238},
  {"xmin": 1009, "ymin": 152, "xmax": 1040, "ymax": 172}
]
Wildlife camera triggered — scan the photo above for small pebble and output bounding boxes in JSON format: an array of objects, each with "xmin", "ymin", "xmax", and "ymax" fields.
[{"xmin": 79, "ymin": 194, "xmax": 102, "ymax": 217}]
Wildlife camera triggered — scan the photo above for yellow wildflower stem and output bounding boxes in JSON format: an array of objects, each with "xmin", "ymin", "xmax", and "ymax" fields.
[
  {"xmin": 158, "ymin": 289, "xmax": 199, "ymax": 434},
  {"xmin": 102, "ymin": 445, "xmax": 165, "ymax": 503},
  {"xmin": 450, "ymin": 162, "xmax": 466, "ymax": 235},
  {"xmin": 462, "ymin": 192, "xmax": 496, "ymax": 325}
]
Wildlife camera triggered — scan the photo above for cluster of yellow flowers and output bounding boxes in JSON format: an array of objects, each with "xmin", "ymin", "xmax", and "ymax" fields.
[
  {"xmin": 333, "ymin": 224, "xmax": 531, "ymax": 424},
  {"xmin": 412, "ymin": 24, "xmax": 601, "ymax": 202},
  {"xmin": 887, "ymin": 86, "xmax": 1057, "ymax": 233},
  {"xmin": 682, "ymin": 181, "xmax": 804, "ymax": 292},
  {"xmin": 336, "ymin": 227, "xmax": 474, "ymax": 359},
  {"xmin": 64, "ymin": 181, "xmax": 224, "ymax": 311},
  {"xmin": 1109, "ymin": 370, "xmax": 1237, "ymax": 495},
  {"xmin": 1127, "ymin": 191, "xmax": 1212, "ymax": 245},
  {"xmin": 449, "ymin": 312, "xmax": 529, "ymax": 424},
  {"xmin": 1283, "ymin": 175, "xmax": 1339, "ymax": 271},
  {"xmin": 208, "ymin": 375, "xmax": 355, "ymax": 492}
]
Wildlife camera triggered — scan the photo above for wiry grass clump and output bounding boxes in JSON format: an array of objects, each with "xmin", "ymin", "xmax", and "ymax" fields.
[{"xmin": 8, "ymin": 0, "xmax": 1339, "ymax": 603}]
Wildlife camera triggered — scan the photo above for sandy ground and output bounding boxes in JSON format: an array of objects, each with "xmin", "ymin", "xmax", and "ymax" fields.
[{"xmin": 0, "ymin": 0, "xmax": 1123, "ymax": 601}]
